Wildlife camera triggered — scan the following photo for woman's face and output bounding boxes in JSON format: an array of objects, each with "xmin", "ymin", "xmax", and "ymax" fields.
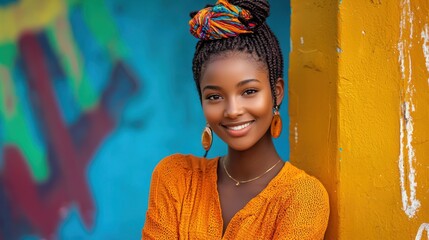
[{"xmin": 200, "ymin": 52, "xmax": 284, "ymax": 151}]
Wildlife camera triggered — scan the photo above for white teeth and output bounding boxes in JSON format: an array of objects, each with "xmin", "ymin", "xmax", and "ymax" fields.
[{"xmin": 228, "ymin": 122, "xmax": 251, "ymax": 131}]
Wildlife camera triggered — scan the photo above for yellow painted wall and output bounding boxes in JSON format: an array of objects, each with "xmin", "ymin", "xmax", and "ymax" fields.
[
  {"xmin": 289, "ymin": 0, "xmax": 339, "ymax": 239},
  {"xmin": 290, "ymin": 0, "xmax": 429, "ymax": 239}
]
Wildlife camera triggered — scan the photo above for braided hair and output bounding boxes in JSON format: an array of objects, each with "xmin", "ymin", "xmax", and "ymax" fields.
[{"xmin": 190, "ymin": 0, "xmax": 284, "ymax": 108}]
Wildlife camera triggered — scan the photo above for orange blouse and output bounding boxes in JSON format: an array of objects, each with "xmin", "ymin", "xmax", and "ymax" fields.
[{"xmin": 142, "ymin": 154, "xmax": 329, "ymax": 239}]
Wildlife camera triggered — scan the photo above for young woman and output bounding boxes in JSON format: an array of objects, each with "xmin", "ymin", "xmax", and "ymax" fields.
[{"xmin": 142, "ymin": 0, "xmax": 329, "ymax": 239}]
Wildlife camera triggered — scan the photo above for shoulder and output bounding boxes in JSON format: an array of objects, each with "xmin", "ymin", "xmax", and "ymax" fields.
[
  {"xmin": 150, "ymin": 154, "xmax": 219, "ymax": 196},
  {"xmin": 272, "ymin": 163, "xmax": 330, "ymax": 238},
  {"xmin": 277, "ymin": 162, "xmax": 329, "ymax": 207},
  {"xmin": 153, "ymin": 153, "xmax": 218, "ymax": 177},
  {"xmin": 293, "ymin": 164, "xmax": 328, "ymax": 199}
]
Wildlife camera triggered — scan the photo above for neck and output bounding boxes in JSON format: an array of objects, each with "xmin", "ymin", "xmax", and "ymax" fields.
[{"xmin": 225, "ymin": 131, "xmax": 281, "ymax": 180}]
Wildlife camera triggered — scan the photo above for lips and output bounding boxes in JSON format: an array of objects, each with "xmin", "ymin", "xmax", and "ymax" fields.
[{"xmin": 221, "ymin": 120, "xmax": 254, "ymax": 137}]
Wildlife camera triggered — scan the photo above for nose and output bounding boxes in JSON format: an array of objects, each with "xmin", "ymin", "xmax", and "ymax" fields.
[{"xmin": 224, "ymin": 98, "xmax": 243, "ymax": 119}]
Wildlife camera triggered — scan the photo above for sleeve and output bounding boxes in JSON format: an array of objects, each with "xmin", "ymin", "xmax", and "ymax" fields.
[
  {"xmin": 142, "ymin": 155, "xmax": 184, "ymax": 239},
  {"xmin": 273, "ymin": 177, "xmax": 330, "ymax": 240}
]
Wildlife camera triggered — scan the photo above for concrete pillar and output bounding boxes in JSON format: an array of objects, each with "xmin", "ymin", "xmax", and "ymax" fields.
[{"xmin": 289, "ymin": 0, "xmax": 429, "ymax": 239}]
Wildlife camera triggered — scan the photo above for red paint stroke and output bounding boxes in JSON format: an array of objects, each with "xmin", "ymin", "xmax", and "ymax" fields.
[
  {"xmin": 2, "ymin": 147, "xmax": 64, "ymax": 237},
  {"xmin": 0, "ymin": 32, "xmax": 138, "ymax": 239},
  {"xmin": 19, "ymin": 32, "xmax": 96, "ymax": 229}
]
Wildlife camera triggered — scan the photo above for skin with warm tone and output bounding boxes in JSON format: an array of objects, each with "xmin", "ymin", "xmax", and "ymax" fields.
[{"xmin": 200, "ymin": 51, "xmax": 285, "ymax": 233}]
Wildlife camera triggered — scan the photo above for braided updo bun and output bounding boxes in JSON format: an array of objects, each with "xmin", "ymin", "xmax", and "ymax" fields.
[
  {"xmin": 229, "ymin": 0, "xmax": 269, "ymax": 27},
  {"xmin": 191, "ymin": 0, "xmax": 284, "ymax": 107}
]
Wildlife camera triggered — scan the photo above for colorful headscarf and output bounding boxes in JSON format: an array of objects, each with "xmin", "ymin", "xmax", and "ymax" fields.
[{"xmin": 189, "ymin": 0, "xmax": 256, "ymax": 40}]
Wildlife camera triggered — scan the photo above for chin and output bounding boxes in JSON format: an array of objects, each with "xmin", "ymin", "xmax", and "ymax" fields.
[{"xmin": 225, "ymin": 140, "xmax": 257, "ymax": 152}]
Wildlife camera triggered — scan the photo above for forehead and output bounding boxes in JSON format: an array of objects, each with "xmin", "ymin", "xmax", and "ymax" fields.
[{"xmin": 200, "ymin": 52, "xmax": 269, "ymax": 86}]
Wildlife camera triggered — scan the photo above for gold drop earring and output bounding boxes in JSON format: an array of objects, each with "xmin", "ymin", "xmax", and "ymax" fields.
[
  {"xmin": 201, "ymin": 124, "xmax": 213, "ymax": 157},
  {"xmin": 270, "ymin": 105, "xmax": 282, "ymax": 138}
]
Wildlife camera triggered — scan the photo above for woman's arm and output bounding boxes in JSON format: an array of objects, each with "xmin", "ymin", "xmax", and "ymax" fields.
[
  {"xmin": 142, "ymin": 157, "xmax": 183, "ymax": 239},
  {"xmin": 273, "ymin": 177, "xmax": 330, "ymax": 240}
]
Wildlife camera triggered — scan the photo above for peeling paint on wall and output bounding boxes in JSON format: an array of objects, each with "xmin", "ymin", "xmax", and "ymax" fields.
[
  {"xmin": 422, "ymin": 24, "xmax": 429, "ymax": 85},
  {"xmin": 294, "ymin": 122, "xmax": 298, "ymax": 144},
  {"xmin": 415, "ymin": 223, "xmax": 429, "ymax": 240},
  {"xmin": 397, "ymin": 0, "xmax": 421, "ymax": 219}
]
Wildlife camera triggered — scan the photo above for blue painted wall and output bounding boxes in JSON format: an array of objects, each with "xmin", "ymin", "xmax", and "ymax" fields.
[{"xmin": 0, "ymin": 0, "xmax": 290, "ymax": 239}]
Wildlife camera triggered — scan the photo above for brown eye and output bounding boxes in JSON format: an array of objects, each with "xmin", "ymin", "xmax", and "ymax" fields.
[
  {"xmin": 206, "ymin": 94, "xmax": 222, "ymax": 101},
  {"xmin": 243, "ymin": 89, "xmax": 258, "ymax": 95}
]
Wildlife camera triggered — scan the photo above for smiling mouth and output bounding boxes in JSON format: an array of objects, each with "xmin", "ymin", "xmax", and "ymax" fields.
[{"xmin": 221, "ymin": 121, "xmax": 254, "ymax": 135}]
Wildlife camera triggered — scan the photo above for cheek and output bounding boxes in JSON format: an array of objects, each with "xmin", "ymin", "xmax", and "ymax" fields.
[
  {"xmin": 202, "ymin": 103, "xmax": 224, "ymax": 124},
  {"xmin": 247, "ymin": 91, "xmax": 274, "ymax": 116}
]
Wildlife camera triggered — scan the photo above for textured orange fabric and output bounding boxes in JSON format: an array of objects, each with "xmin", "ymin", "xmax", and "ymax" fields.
[{"xmin": 142, "ymin": 154, "xmax": 329, "ymax": 239}]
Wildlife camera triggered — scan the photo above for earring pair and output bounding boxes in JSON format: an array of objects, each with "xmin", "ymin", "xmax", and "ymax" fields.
[{"xmin": 201, "ymin": 106, "xmax": 282, "ymax": 156}]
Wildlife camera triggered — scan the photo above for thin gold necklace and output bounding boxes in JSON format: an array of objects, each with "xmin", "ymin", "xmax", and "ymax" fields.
[{"xmin": 222, "ymin": 157, "xmax": 282, "ymax": 186}]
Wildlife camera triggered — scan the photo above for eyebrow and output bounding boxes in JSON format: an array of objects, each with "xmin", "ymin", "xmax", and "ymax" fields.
[
  {"xmin": 237, "ymin": 79, "xmax": 260, "ymax": 87},
  {"xmin": 202, "ymin": 79, "xmax": 261, "ymax": 92}
]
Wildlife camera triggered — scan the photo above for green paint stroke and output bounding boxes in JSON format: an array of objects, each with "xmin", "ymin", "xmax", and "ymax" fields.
[
  {"xmin": 46, "ymin": 25, "xmax": 98, "ymax": 110},
  {"xmin": 65, "ymin": 0, "xmax": 80, "ymax": 8},
  {"xmin": 82, "ymin": 0, "xmax": 127, "ymax": 60},
  {"xmin": 3, "ymin": 117, "xmax": 49, "ymax": 182},
  {"xmin": 0, "ymin": 43, "xmax": 17, "ymax": 66},
  {"xmin": 0, "ymin": 43, "xmax": 17, "ymax": 118}
]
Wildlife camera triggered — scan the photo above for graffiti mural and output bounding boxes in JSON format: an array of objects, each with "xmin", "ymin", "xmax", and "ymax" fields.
[{"xmin": 0, "ymin": 0, "xmax": 139, "ymax": 239}]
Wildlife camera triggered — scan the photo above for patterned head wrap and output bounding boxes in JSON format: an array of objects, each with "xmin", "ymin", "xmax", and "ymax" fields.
[{"xmin": 189, "ymin": 0, "xmax": 256, "ymax": 40}]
